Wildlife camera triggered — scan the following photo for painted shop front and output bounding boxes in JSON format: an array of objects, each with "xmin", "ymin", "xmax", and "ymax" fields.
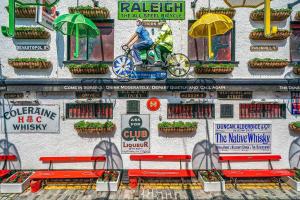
[{"xmin": 0, "ymin": 0, "xmax": 300, "ymax": 193}]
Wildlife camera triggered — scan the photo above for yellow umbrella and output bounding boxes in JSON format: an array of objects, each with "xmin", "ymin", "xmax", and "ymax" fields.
[
  {"xmin": 189, "ymin": 13, "xmax": 233, "ymax": 59},
  {"xmin": 224, "ymin": 0, "xmax": 277, "ymax": 36}
]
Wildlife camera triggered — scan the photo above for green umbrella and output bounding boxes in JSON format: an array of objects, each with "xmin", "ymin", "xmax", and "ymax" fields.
[
  {"xmin": 53, "ymin": 13, "xmax": 100, "ymax": 58},
  {"xmin": 2, "ymin": 0, "xmax": 59, "ymax": 37}
]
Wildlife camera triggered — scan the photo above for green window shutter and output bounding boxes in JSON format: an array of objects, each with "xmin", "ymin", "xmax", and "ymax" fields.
[
  {"xmin": 127, "ymin": 100, "xmax": 140, "ymax": 114},
  {"xmin": 220, "ymin": 104, "xmax": 234, "ymax": 118}
]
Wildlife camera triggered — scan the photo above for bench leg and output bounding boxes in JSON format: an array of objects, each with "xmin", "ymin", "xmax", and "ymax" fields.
[{"xmin": 129, "ymin": 177, "xmax": 138, "ymax": 189}]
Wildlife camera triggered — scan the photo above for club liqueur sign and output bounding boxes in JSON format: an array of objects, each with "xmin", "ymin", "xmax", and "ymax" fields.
[
  {"xmin": 121, "ymin": 115, "xmax": 150, "ymax": 153},
  {"xmin": 118, "ymin": 1, "xmax": 185, "ymax": 20},
  {"xmin": 214, "ymin": 123, "xmax": 272, "ymax": 153},
  {"xmin": 4, "ymin": 105, "xmax": 60, "ymax": 133}
]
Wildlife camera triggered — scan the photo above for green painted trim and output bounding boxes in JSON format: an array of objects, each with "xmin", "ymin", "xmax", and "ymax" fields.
[
  {"xmin": 15, "ymin": 0, "xmax": 59, "ymax": 8},
  {"xmin": 1, "ymin": 0, "xmax": 15, "ymax": 37}
]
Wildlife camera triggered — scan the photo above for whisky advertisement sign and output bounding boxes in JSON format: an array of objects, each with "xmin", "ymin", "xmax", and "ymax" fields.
[
  {"xmin": 121, "ymin": 115, "xmax": 150, "ymax": 154},
  {"xmin": 214, "ymin": 122, "xmax": 272, "ymax": 153},
  {"xmin": 4, "ymin": 105, "xmax": 60, "ymax": 133}
]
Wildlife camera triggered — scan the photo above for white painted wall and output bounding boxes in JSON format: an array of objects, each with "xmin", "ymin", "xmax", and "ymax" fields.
[{"xmin": 0, "ymin": 0, "xmax": 299, "ymax": 79}]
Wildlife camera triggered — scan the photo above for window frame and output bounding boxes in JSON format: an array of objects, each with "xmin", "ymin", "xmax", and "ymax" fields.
[
  {"xmin": 167, "ymin": 103, "xmax": 215, "ymax": 119},
  {"xmin": 126, "ymin": 100, "xmax": 140, "ymax": 114},
  {"xmin": 66, "ymin": 19, "xmax": 114, "ymax": 62},
  {"xmin": 188, "ymin": 20, "xmax": 236, "ymax": 62},
  {"xmin": 239, "ymin": 103, "xmax": 286, "ymax": 119},
  {"xmin": 290, "ymin": 21, "xmax": 300, "ymax": 63},
  {"xmin": 66, "ymin": 102, "xmax": 113, "ymax": 119},
  {"xmin": 220, "ymin": 104, "xmax": 234, "ymax": 118}
]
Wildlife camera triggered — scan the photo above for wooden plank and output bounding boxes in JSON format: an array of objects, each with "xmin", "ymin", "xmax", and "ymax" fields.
[
  {"xmin": 128, "ymin": 169, "xmax": 195, "ymax": 178},
  {"xmin": 40, "ymin": 156, "xmax": 106, "ymax": 163},
  {"xmin": 219, "ymin": 155, "xmax": 281, "ymax": 162},
  {"xmin": 130, "ymin": 155, "xmax": 192, "ymax": 161},
  {"xmin": 221, "ymin": 169, "xmax": 295, "ymax": 178},
  {"xmin": 30, "ymin": 170, "xmax": 104, "ymax": 180}
]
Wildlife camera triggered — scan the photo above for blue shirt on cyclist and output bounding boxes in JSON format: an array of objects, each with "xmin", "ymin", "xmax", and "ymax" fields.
[{"xmin": 136, "ymin": 25, "xmax": 153, "ymax": 45}]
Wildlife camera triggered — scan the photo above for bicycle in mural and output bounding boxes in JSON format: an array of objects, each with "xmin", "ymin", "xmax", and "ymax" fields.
[{"xmin": 112, "ymin": 44, "xmax": 191, "ymax": 79}]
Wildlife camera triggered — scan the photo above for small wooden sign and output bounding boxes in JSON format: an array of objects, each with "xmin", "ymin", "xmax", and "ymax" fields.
[
  {"xmin": 217, "ymin": 91, "xmax": 253, "ymax": 100},
  {"xmin": 180, "ymin": 92, "xmax": 207, "ymax": 98},
  {"xmin": 16, "ymin": 45, "xmax": 50, "ymax": 51},
  {"xmin": 75, "ymin": 92, "xmax": 102, "ymax": 99},
  {"xmin": 250, "ymin": 45, "xmax": 278, "ymax": 52},
  {"xmin": 118, "ymin": 91, "xmax": 149, "ymax": 98},
  {"xmin": 4, "ymin": 93, "xmax": 24, "ymax": 99}
]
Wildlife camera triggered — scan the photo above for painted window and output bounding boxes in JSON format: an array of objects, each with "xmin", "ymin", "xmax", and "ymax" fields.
[
  {"xmin": 220, "ymin": 104, "xmax": 234, "ymax": 118},
  {"xmin": 291, "ymin": 92, "xmax": 300, "ymax": 115},
  {"xmin": 290, "ymin": 22, "xmax": 300, "ymax": 62},
  {"xmin": 68, "ymin": 20, "xmax": 114, "ymax": 61},
  {"xmin": 66, "ymin": 103, "xmax": 113, "ymax": 119},
  {"xmin": 188, "ymin": 20, "xmax": 234, "ymax": 61},
  {"xmin": 167, "ymin": 104, "xmax": 215, "ymax": 119},
  {"xmin": 127, "ymin": 100, "xmax": 140, "ymax": 114},
  {"xmin": 239, "ymin": 104, "xmax": 286, "ymax": 119}
]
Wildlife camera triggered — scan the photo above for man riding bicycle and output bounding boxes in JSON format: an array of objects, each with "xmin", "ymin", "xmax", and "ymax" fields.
[{"xmin": 123, "ymin": 18, "xmax": 153, "ymax": 66}]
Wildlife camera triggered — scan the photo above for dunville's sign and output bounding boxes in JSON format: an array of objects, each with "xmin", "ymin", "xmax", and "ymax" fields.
[
  {"xmin": 118, "ymin": 0, "xmax": 185, "ymax": 20},
  {"xmin": 4, "ymin": 105, "xmax": 60, "ymax": 133},
  {"xmin": 214, "ymin": 123, "xmax": 272, "ymax": 153}
]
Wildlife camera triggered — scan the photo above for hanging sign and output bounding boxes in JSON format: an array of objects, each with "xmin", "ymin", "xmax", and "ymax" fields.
[
  {"xmin": 121, "ymin": 115, "xmax": 150, "ymax": 154},
  {"xmin": 75, "ymin": 92, "xmax": 102, "ymax": 99},
  {"xmin": 118, "ymin": 91, "xmax": 149, "ymax": 98},
  {"xmin": 217, "ymin": 91, "xmax": 253, "ymax": 100},
  {"xmin": 129, "ymin": 71, "xmax": 167, "ymax": 80},
  {"xmin": 147, "ymin": 98, "xmax": 160, "ymax": 111},
  {"xmin": 4, "ymin": 105, "xmax": 60, "ymax": 134},
  {"xmin": 118, "ymin": 0, "xmax": 185, "ymax": 20},
  {"xmin": 36, "ymin": 0, "xmax": 57, "ymax": 30},
  {"xmin": 214, "ymin": 122, "xmax": 272, "ymax": 154},
  {"xmin": 16, "ymin": 45, "xmax": 50, "ymax": 51},
  {"xmin": 180, "ymin": 92, "xmax": 207, "ymax": 98}
]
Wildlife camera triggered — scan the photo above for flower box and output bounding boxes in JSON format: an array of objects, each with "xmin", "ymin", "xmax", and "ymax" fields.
[
  {"xmin": 250, "ymin": 8, "xmax": 292, "ymax": 21},
  {"xmin": 295, "ymin": 11, "xmax": 300, "ymax": 20},
  {"xmin": 194, "ymin": 64, "xmax": 234, "ymax": 74},
  {"xmin": 281, "ymin": 176, "xmax": 300, "ymax": 191},
  {"xmin": 198, "ymin": 171, "xmax": 225, "ymax": 192},
  {"xmin": 8, "ymin": 58, "xmax": 52, "ymax": 69},
  {"xmin": 248, "ymin": 59, "xmax": 288, "ymax": 69},
  {"xmin": 68, "ymin": 64, "xmax": 109, "ymax": 74},
  {"xmin": 14, "ymin": 27, "xmax": 50, "ymax": 39},
  {"xmin": 249, "ymin": 29, "xmax": 291, "ymax": 40},
  {"xmin": 96, "ymin": 171, "xmax": 120, "ymax": 192},
  {"xmin": 69, "ymin": 6, "xmax": 110, "ymax": 18},
  {"xmin": 196, "ymin": 7, "xmax": 236, "ymax": 19},
  {"xmin": 289, "ymin": 122, "xmax": 300, "ymax": 132},
  {"xmin": 158, "ymin": 121, "xmax": 197, "ymax": 134},
  {"xmin": 74, "ymin": 121, "xmax": 116, "ymax": 135},
  {"xmin": 0, "ymin": 171, "xmax": 32, "ymax": 193},
  {"xmin": 6, "ymin": 6, "xmax": 36, "ymax": 18}
]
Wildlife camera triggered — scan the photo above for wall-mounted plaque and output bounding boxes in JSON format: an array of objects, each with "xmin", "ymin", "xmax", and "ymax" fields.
[
  {"xmin": 4, "ymin": 93, "xmax": 24, "ymax": 99},
  {"xmin": 180, "ymin": 92, "xmax": 207, "ymax": 98},
  {"xmin": 118, "ymin": 91, "xmax": 149, "ymax": 98},
  {"xmin": 75, "ymin": 92, "xmax": 102, "ymax": 99},
  {"xmin": 250, "ymin": 45, "xmax": 278, "ymax": 52},
  {"xmin": 16, "ymin": 45, "xmax": 50, "ymax": 51},
  {"xmin": 217, "ymin": 91, "xmax": 253, "ymax": 100}
]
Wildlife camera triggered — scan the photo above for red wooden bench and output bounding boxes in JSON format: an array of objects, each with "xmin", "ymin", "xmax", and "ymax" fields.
[
  {"xmin": 219, "ymin": 155, "xmax": 295, "ymax": 187},
  {"xmin": 128, "ymin": 155, "xmax": 195, "ymax": 189},
  {"xmin": 30, "ymin": 156, "xmax": 106, "ymax": 185},
  {"xmin": 0, "ymin": 155, "xmax": 17, "ymax": 179}
]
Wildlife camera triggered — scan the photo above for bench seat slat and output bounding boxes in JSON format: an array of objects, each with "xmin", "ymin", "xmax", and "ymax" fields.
[
  {"xmin": 130, "ymin": 155, "xmax": 191, "ymax": 161},
  {"xmin": 0, "ymin": 155, "xmax": 17, "ymax": 161},
  {"xmin": 219, "ymin": 155, "xmax": 281, "ymax": 162},
  {"xmin": 40, "ymin": 156, "xmax": 106, "ymax": 163},
  {"xmin": 0, "ymin": 170, "xmax": 10, "ymax": 178},
  {"xmin": 221, "ymin": 169, "xmax": 295, "ymax": 178},
  {"xmin": 30, "ymin": 170, "xmax": 104, "ymax": 180},
  {"xmin": 128, "ymin": 169, "xmax": 195, "ymax": 178}
]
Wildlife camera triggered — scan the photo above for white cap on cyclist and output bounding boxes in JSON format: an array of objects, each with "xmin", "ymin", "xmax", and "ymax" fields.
[{"xmin": 136, "ymin": 18, "xmax": 143, "ymax": 23}]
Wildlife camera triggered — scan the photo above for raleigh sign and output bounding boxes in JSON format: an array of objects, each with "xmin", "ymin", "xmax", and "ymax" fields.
[
  {"xmin": 214, "ymin": 122, "xmax": 272, "ymax": 154},
  {"xmin": 118, "ymin": 0, "xmax": 185, "ymax": 20},
  {"xmin": 121, "ymin": 115, "xmax": 150, "ymax": 154},
  {"xmin": 4, "ymin": 105, "xmax": 60, "ymax": 134}
]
